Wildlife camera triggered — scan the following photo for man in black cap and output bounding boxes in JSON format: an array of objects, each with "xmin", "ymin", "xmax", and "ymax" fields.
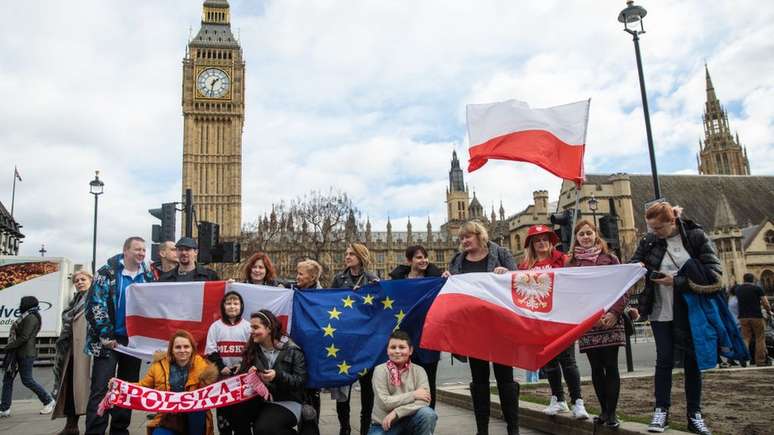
[{"xmin": 159, "ymin": 237, "xmax": 220, "ymax": 282}]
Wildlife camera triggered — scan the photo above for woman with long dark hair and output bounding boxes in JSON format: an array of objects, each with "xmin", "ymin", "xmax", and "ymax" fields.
[
  {"xmin": 389, "ymin": 245, "xmax": 442, "ymax": 409},
  {"xmin": 233, "ymin": 309, "xmax": 310, "ymax": 435},
  {"xmin": 567, "ymin": 220, "xmax": 625, "ymax": 428}
]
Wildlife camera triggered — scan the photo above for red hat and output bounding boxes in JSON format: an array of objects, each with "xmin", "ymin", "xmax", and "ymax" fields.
[{"xmin": 524, "ymin": 224, "xmax": 559, "ymax": 248}]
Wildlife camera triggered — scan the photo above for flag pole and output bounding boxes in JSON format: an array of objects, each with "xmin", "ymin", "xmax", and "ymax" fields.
[
  {"xmin": 568, "ymin": 98, "xmax": 591, "ymax": 252},
  {"xmin": 10, "ymin": 166, "xmax": 18, "ymax": 218}
]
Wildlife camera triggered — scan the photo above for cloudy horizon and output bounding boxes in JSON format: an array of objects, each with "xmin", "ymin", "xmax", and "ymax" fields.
[{"xmin": 2, "ymin": 0, "xmax": 772, "ymax": 266}]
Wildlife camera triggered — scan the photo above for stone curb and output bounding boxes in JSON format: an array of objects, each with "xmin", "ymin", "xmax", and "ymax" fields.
[{"xmin": 436, "ymin": 385, "xmax": 693, "ymax": 435}]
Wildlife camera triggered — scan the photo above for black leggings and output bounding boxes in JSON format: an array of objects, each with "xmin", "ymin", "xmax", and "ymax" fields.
[
  {"xmin": 543, "ymin": 345, "xmax": 582, "ymax": 403},
  {"xmin": 232, "ymin": 399, "xmax": 297, "ymax": 435},
  {"xmin": 469, "ymin": 357, "xmax": 514, "ymax": 385},
  {"xmin": 585, "ymin": 346, "xmax": 620, "ymax": 417}
]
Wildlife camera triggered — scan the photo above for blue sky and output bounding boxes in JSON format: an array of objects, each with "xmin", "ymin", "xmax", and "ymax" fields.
[{"xmin": 2, "ymin": 0, "xmax": 772, "ymax": 265}]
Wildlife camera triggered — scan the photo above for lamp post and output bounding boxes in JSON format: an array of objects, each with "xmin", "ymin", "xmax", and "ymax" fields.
[
  {"xmin": 89, "ymin": 171, "xmax": 104, "ymax": 274},
  {"xmin": 39, "ymin": 244, "xmax": 46, "ymax": 257},
  {"xmin": 619, "ymin": 0, "xmax": 661, "ymax": 200},
  {"xmin": 588, "ymin": 194, "xmax": 599, "ymax": 228}
]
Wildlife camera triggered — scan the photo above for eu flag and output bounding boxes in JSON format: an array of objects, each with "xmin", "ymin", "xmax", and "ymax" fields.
[{"xmin": 291, "ymin": 278, "xmax": 445, "ymax": 388}]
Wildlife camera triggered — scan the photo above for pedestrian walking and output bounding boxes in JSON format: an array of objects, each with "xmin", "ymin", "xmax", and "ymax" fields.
[
  {"xmin": 736, "ymin": 273, "xmax": 772, "ymax": 366},
  {"xmin": 567, "ymin": 220, "xmax": 624, "ymax": 428},
  {"xmin": 443, "ymin": 221, "xmax": 519, "ymax": 435},
  {"xmin": 84, "ymin": 236, "xmax": 153, "ymax": 435},
  {"xmin": 518, "ymin": 224, "xmax": 588, "ymax": 421},
  {"xmin": 51, "ymin": 270, "xmax": 93, "ymax": 434},
  {"xmin": 0, "ymin": 296, "xmax": 55, "ymax": 418}
]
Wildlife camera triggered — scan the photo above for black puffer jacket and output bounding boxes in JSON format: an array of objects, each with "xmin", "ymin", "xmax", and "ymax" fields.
[
  {"xmin": 330, "ymin": 268, "xmax": 379, "ymax": 290},
  {"xmin": 629, "ymin": 218, "xmax": 721, "ymax": 319},
  {"xmin": 388, "ymin": 263, "xmax": 443, "ymax": 280},
  {"xmin": 240, "ymin": 337, "xmax": 307, "ymax": 404},
  {"xmin": 447, "ymin": 241, "xmax": 516, "ymax": 274}
]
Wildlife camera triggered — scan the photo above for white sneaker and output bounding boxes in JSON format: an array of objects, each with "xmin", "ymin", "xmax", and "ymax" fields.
[
  {"xmin": 543, "ymin": 395, "xmax": 570, "ymax": 415},
  {"xmin": 0, "ymin": 409, "xmax": 10, "ymax": 418},
  {"xmin": 571, "ymin": 399, "xmax": 590, "ymax": 420},
  {"xmin": 40, "ymin": 400, "xmax": 55, "ymax": 415}
]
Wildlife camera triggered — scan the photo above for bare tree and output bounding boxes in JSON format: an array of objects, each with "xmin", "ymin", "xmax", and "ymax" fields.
[{"xmin": 242, "ymin": 188, "xmax": 362, "ymax": 283}]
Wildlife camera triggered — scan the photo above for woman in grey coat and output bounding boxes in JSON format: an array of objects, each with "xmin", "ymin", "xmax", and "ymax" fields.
[{"xmin": 51, "ymin": 270, "xmax": 93, "ymax": 434}]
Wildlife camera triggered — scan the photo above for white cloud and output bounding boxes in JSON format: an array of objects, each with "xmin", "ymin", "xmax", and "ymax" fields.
[{"xmin": 2, "ymin": 0, "xmax": 772, "ymax": 264}]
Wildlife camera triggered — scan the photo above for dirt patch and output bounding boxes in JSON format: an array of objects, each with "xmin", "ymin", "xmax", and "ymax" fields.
[{"xmin": 518, "ymin": 367, "xmax": 773, "ymax": 435}]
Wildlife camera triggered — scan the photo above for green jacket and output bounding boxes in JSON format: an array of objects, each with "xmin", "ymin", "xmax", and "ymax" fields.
[{"xmin": 5, "ymin": 311, "xmax": 42, "ymax": 358}]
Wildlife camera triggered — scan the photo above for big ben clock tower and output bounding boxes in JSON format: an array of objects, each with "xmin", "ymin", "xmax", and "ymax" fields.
[{"xmin": 182, "ymin": 0, "xmax": 244, "ymax": 239}]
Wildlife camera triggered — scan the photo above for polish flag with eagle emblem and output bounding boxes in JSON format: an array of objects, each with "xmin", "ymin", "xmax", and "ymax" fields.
[
  {"xmin": 420, "ymin": 264, "xmax": 645, "ymax": 370},
  {"xmin": 117, "ymin": 281, "xmax": 294, "ymax": 360}
]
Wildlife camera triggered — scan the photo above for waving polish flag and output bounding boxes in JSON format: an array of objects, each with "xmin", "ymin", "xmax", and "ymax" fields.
[
  {"xmin": 118, "ymin": 282, "xmax": 294, "ymax": 360},
  {"xmin": 420, "ymin": 264, "xmax": 645, "ymax": 370},
  {"xmin": 466, "ymin": 99, "xmax": 590, "ymax": 184}
]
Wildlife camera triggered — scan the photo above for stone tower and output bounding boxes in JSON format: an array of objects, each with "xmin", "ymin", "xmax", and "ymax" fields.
[
  {"xmin": 697, "ymin": 65, "xmax": 750, "ymax": 175},
  {"xmin": 445, "ymin": 151, "xmax": 470, "ymax": 225},
  {"xmin": 710, "ymin": 194, "xmax": 746, "ymax": 286},
  {"xmin": 182, "ymin": 0, "xmax": 244, "ymax": 239}
]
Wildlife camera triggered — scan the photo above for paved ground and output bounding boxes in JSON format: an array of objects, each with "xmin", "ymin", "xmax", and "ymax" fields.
[{"xmin": 0, "ymin": 390, "xmax": 545, "ymax": 435}]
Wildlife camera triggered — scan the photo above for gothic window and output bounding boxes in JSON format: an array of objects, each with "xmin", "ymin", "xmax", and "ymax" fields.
[
  {"xmin": 761, "ymin": 270, "xmax": 774, "ymax": 297},
  {"xmin": 716, "ymin": 155, "xmax": 723, "ymax": 173},
  {"xmin": 765, "ymin": 230, "xmax": 774, "ymax": 245},
  {"xmin": 435, "ymin": 251, "xmax": 445, "ymax": 263},
  {"xmin": 376, "ymin": 253, "xmax": 385, "ymax": 264},
  {"xmin": 722, "ymin": 154, "xmax": 730, "ymax": 174},
  {"xmin": 514, "ymin": 235, "xmax": 521, "ymax": 248}
]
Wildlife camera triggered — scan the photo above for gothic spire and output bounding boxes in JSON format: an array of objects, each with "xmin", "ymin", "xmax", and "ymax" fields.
[
  {"xmin": 705, "ymin": 64, "xmax": 717, "ymax": 103},
  {"xmin": 713, "ymin": 194, "xmax": 737, "ymax": 229}
]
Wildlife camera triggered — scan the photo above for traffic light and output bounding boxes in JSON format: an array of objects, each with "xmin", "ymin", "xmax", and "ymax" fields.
[
  {"xmin": 599, "ymin": 215, "xmax": 621, "ymax": 257},
  {"xmin": 149, "ymin": 202, "xmax": 177, "ymax": 263},
  {"xmin": 198, "ymin": 221, "xmax": 219, "ymax": 264},
  {"xmin": 550, "ymin": 209, "xmax": 579, "ymax": 253}
]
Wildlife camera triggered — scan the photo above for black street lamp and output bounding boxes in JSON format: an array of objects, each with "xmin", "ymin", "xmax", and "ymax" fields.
[
  {"xmin": 89, "ymin": 171, "xmax": 104, "ymax": 274},
  {"xmin": 588, "ymin": 194, "xmax": 599, "ymax": 228},
  {"xmin": 619, "ymin": 0, "xmax": 662, "ymax": 200}
]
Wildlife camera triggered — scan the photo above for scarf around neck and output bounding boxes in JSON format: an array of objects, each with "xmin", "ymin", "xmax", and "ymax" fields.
[
  {"xmin": 573, "ymin": 246, "xmax": 602, "ymax": 263},
  {"xmin": 386, "ymin": 360, "xmax": 410, "ymax": 387}
]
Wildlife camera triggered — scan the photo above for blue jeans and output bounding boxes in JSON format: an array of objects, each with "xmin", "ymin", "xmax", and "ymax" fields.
[
  {"xmin": 151, "ymin": 411, "xmax": 207, "ymax": 435},
  {"xmin": 1, "ymin": 356, "xmax": 53, "ymax": 411},
  {"xmin": 367, "ymin": 407, "xmax": 437, "ymax": 435},
  {"xmin": 651, "ymin": 321, "xmax": 702, "ymax": 414}
]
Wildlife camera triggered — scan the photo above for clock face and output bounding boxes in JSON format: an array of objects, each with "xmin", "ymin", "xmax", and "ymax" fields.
[{"xmin": 196, "ymin": 68, "xmax": 230, "ymax": 98}]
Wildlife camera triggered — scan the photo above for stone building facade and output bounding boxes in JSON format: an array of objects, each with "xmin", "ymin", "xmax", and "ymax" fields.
[
  {"xmin": 181, "ymin": 0, "xmax": 244, "ymax": 239},
  {"xmin": 0, "ymin": 202, "xmax": 23, "ymax": 255}
]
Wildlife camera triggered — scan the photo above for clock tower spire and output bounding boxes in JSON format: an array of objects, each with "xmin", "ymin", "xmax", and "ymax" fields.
[{"xmin": 181, "ymin": 0, "xmax": 244, "ymax": 239}]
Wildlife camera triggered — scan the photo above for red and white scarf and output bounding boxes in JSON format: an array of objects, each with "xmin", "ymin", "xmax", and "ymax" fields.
[
  {"xmin": 386, "ymin": 360, "xmax": 410, "ymax": 387},
  {"xmin": 573, "ymin": 246, "xmax": 602, "ymax": 263},
  {"xmin": 97, "ymin": 372, "xmax": 271, "ymax": 416}
]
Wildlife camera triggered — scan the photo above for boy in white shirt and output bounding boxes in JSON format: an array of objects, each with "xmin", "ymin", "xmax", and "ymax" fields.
[{"xmin": 205, "ymin": 291, "xmax": 251, "ymax": 435}]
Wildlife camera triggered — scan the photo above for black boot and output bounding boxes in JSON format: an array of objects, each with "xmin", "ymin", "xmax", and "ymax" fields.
[
  {"xmin": 469, "ymin": 382, "xmax": 491, "ymax": 435},
  {"xmin": 336, "ymin": 401, "xmax": 351, "ymax": 435},
  {"xmin": 497, "ymin": 382, "xmax": 520, "ymax": 435}
]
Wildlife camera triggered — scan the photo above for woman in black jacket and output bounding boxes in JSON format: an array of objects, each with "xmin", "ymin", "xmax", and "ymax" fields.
[
  {"xmin": 388, "ymin": 245, "xmax": 443, "ymax": 409},
  {"xmin": 330, "ymin": 242, "xmax": 379, "ymax": 435},
  {"xmin": 630, "ymin": 202, "xmax": 720, "ymax": 435},
  {"xmin": 442, "ymin": 221, "xmax": 519, "ymax": 435},
  {"xmin": 1, "ymin": 296, "xmax": 55, "ymax": 417},
  {"xmin": 234, "ymin": 309, "xmax": 309, "ymax": 435}
]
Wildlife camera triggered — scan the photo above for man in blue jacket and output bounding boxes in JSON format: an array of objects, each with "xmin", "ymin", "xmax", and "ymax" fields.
[{"xmin": 84, "ymin": 236, "xmax": 153, "ymax": 435}]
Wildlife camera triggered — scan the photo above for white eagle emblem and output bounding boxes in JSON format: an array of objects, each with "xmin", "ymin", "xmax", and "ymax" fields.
[{"xmin": 511, "ymin": 271, "xmax": 554, "ymax": 313}]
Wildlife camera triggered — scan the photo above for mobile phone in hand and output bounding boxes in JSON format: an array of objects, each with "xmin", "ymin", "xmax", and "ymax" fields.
[{"xmin": 650, "ymin": 271, "xmax": 666, "ymax": 280}]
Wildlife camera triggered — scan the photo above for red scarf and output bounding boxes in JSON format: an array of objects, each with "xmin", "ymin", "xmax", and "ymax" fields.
[
  {"xmin": 386, "ymin": 360, "xmax": 410, "ymax": 387},
  {"xmin": 573, "ymin": 246, "xmax": 602, "ymax": 263}
]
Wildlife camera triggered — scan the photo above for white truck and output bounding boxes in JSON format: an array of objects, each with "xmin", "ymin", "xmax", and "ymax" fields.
[{"xmin": 0, "ymin": 256, "xmax": 75, "ymax": 363}]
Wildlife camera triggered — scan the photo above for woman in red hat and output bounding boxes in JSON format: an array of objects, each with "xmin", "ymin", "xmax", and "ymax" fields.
[
  {"xmin": 566, "ymin": 220, "xmax": 626, "ymax": 428},
  {"xmin": 518, "ymin": 224, "xmax": 589, "ymax": 420}
]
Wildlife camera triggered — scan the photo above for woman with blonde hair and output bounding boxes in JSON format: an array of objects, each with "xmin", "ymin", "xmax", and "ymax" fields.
[
  {"xmin": 294, "ymin": 259, "xmax": 323, "ymax": 290},
  {"xmin": 631, "ymin": 201, "xmax": 720, "ymax": 434},
  {"xmin": 51, "ymin": 270, "xmax": 93, "ymax": 434},
  {"xmin": 329, "ymin": 242, "xmax": 379, "ymax": 435},
  {"xmin": 443, "ymin": 220, "xmax": 519, "ymax": 435},
  {"xmin": 567, "ymin": 220, "xmax": 626, "ymax": 428}
]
